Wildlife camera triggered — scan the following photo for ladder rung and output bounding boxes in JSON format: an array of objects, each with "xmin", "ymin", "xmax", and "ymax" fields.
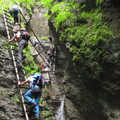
[
  {"xmin": 7, "ymin": 25, "xmax": 13, "ymax": 29},
  {"xmin": 5, "ymin": 16, "xmax": 11, "ymax": 21},
  {"xmin": 8, "ymin": 29, "xmax": 14, "ymax": 32},
  {"xmin": 3, "ymin": 9, "xmax": 9, "ymax": 13},
  {"xmin": 6, "ymin": 21, "xmax": 13, "ymax": 25},
  {"xmin": 4, "ymin": 13, "xmax": 10, "ymax": 17},
  {"xmin": 10, "ymin": 44, "xmax": 18, "ymax": 47},
  {"xmin": 11, "ymin": 48, "xmax": 17, "ymax": 51}
]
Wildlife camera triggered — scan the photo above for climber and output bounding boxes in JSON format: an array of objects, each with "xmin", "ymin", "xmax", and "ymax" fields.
[
  {"xmin": 9, "ymin": 5, "xmax": 23, "ymax": 25},
  {"xmin": 46, "ymin": 48, "xmax": 55, "ymax": 70},
  {"xmin": 9, "ymin": 27, "xmax": 24, "ymax": 42},
  {"xmin": 31, "ymin": 37, "xmax": 39, "ymax": 46},
  {"xmin": 18, "ymin": 73, "xmax": 47, "ymax": 119},
  {"xmin": 47, "ymin": 48, "xmax": 55, "ymax": 61},
  {"xmin": 9, "ymin": 27, "xmax": 30, "ymax": 66},
  {"xmin": 40, "ymin": 59, "xmax": 50, "ymax": 71}
]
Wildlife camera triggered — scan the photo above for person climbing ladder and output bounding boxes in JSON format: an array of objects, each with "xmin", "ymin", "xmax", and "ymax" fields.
[
  {"xmin": 9, "ymin": 27, "xmax": 30, "ymax": 66},
  {"xmin": 9, "ymin": 5, "xmax": 23, "ymax": 25},
  {"xmin": 18, "ymin": 73, "xmax": 47, "ymax": 119}
]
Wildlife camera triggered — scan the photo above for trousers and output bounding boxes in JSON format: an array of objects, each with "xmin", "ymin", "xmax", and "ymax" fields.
[
  {"xmin": 24, "ymin": 87, "xmax": 41, "ymax": 117},
  {"xmin": 17, "ymin": 39, "xmax": 28, "ymax": 62}
]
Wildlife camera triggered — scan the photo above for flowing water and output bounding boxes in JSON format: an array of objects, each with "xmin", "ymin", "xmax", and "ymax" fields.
[{"xmin": 55, "ymin": 95, "xmax": 65, "ymax": 120}]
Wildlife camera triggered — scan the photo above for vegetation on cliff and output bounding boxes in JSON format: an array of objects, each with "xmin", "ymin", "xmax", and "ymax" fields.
[{"xmin": 40, "ymin": 0, "xmax": 114, "ymax": 78}]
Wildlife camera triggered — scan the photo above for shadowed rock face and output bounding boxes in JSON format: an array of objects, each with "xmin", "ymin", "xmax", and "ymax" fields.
[
  {"xmin": 102, "ymin": 0, "xmax": 120, "ymax": 34},
  {"xmin": 0, "ymin": 37, "xmax": 24, "ymax": 120},
  {"xmin": 0, "ymin": 15, "xmax": 7, "ymax": 37},
  {"xmin": 48, "ymin": 0, "xmax": 120, "ymax": 119}
]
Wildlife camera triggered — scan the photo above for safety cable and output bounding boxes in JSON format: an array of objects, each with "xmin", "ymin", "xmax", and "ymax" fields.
[{"xmin": 20, "ymin": 11, "xmax": 45, "ymax": 52}]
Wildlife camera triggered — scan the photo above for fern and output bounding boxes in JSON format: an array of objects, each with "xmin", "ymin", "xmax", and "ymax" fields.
[{"xmin": 96, "ymin": 0, "xmax": 104, "ymax": 5}]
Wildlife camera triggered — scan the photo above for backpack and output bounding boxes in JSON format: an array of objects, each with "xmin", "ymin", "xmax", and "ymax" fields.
[
  {"xmin": 32, "ymin": 73, "xmax": 46, "ymax": 88},
  {"xmin": 21, "ymin": 32, "xmax": 30, "ymax": 41},
  {"xmin": 12, "ymin": 6, "xmax": 19, "ymax": 14}
]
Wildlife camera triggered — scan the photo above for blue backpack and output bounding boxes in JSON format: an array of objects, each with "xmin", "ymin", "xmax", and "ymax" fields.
[{"xmin": 32, "ymin": 73, "xmax": 46, "ymax": 88}]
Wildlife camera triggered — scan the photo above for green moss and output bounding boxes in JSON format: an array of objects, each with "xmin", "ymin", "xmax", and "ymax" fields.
[{"xmin": 12, "ymin": 94, "xmax": 20, "ymax": 104}]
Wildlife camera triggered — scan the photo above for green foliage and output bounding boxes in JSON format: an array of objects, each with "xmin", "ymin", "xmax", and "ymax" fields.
[
  {"xmin": 45, "ymin": 117, "xmax": 55, "ymax": 120},
  {"xmin": 40, "ymin": 97, "xmax": 55, "ymax": 119},
  {"xmin": 23, "ymin": 45, "xmax": 40, "ymax": 77},
  {"xmin": 41, "ymin": 0, "xmax": 78, "ymax": 28},
  {"xmin": 41, "ymin": 110, "xmax": 53, "ymax": 118},
  {"xmin": 41, "ymin": 36, "xmax": 48, "ymax": 40},
  {"xmin": 41, "ymin": 0, "xmax": 114, "ymax": 78},
  {"xmin": 96, "ymin": 0, "xmax": 104, "ymax": 5},
  {"xmin": 40, "ymin": 97, "xmax": 44, "ymax": 104},
  {"xmin": 12, "ymin": 94, "xmax": 20, "ymax": 104},
  {"xmin": 3, "ymin": 41, "xmax": 10, "ymax": 49},
  {"xmin": 41, "ymin": 0, "xmax": 53, "ymax": 9}
]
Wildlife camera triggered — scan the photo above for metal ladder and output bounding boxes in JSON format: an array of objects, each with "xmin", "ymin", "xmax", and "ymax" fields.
[
  {"xmin": 2, "ymin": 7, "xmax": 29, "ymax": 120},
  {"xmin": 2, "ymin": 7, "xmax": 53, "ymax": 120}
]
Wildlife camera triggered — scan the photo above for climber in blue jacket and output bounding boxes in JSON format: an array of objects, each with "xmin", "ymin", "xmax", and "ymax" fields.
[{"xmin": 18, "ymin": 73, "xmax": 47, "ymax": 119}]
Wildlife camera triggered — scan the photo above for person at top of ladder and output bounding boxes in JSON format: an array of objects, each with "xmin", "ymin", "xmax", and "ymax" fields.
[
  {"xmin": 9, "ymin": 27, "xmax": 30, "ymax": 66},
  {"xmin": 18, "ymin": 73, "xmax": 47, "ymax": 120},
  {"xmin": 9, "ymin": 5, "xmax": 23, "ymax": 25}
]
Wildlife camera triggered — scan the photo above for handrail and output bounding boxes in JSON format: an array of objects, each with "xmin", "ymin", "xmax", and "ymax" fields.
[{"xmin": 20, "ymin": 11, "xmax": 45, "ymax": 52}]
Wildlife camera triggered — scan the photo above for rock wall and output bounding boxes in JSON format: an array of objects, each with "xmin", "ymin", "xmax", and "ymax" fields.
[
  {"xmin": 102, "ymin": 0, "xmax": 120, "ymax": 34},
  {"xmin": 0, "ymin": 36, "xmax": 24, "ymax": 120},
  {"xmin": 29, "ymin": 5, "xmax": 49, "ymax": 37},
  {"xmin": 48, "ymin": 1, "xmax": 120, "ymax": 119}
]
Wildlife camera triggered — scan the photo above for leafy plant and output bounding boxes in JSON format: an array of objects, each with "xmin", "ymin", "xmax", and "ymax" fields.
[
  {"xmin": 41, "ymin": 110, "xmax": 53, "ymax": 117},
  {"xmin": 40, "ymin": 0, "xmax": 114, "ymax": 78},
  {"xmin": 23, "ymin": 45, "xmax": 40, "ymax": 77},
  {"xmin": 96, "ymin": 0, "xmax": 104, "ymax": 5},
  {"xmin": 41, "ymin": 36, "xmax": 48, "ymax": 40},
  {"xmin": 12, "ymin": 94, "xmax": 20, "ymax": 104}
]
